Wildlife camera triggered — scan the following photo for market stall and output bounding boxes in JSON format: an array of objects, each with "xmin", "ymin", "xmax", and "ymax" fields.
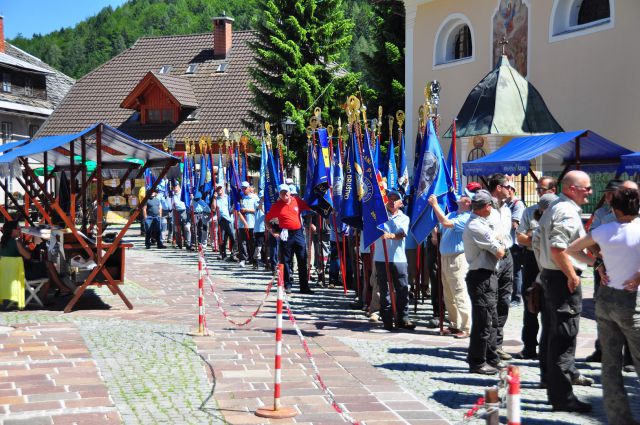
[{"xmin": 0, "ymin": 123, "xmax": 179, "ymax": 312}]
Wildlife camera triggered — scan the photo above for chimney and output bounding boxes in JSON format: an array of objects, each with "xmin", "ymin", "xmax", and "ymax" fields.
[
  {"xmin": 212, "ymin": 14, "xmax": 234, "ymax": 60},
  {"xmin": 0, "ymin": 16, "xmax": 5, "ymax": 53}
]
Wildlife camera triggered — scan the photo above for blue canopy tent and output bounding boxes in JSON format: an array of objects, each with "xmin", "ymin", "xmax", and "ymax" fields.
[
  {"xmin": 620, "ymin": 152, "xmax": 640, "ymax": 175},
  {"xmin": 0, "ymin": 123, "xmax": 179, "ymax": 312},
  {"xmin": 462, "ymin": 130, "xmax": 633, "ymax": 178}
]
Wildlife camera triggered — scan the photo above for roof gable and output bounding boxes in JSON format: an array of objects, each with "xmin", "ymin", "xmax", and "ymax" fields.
[{"xmin": 120, "ymin": 71, "xmax": 198, "ymax": 110}]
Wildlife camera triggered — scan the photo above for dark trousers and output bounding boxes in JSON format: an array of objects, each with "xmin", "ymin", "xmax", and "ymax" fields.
[
  {"xmin": 511, "ymin": 245, "xmax": 524, "ymax": 302},
  {"xmin": 144, "ymin": 217, "xmax": 163, "ymax": 248},
  {"xmin": 219, "ymin": 218, "xmax": 236, "ymax": 258},
  {"xmin": 195, "ymin": 214, "xmax": 209, "ymax": 246},
  {"xmin": 268, "ymin": 233, "xmax": 278, "ymax": 270},
  {"xmin": 238, "ymin": 227, "xmax": 254, "ymax": 262},
  {"xmin": 329, "ymin": 241, "xmax": 340, "ymax": 285},
  {"xmin": 253, "ymin": 231, "xmax": 265, "ymax": 263},
  {"xmin": 467, "ymin": 268, "xmax": 500, "ymax": 368},
  {"xmin": 540, "ymin": 269, "xmax": 581, "ymax": 406},
  {"xmin": 593, "ymin": 271, "xmax": 633, "ymax": 364},
  {"xmin": 375, "ymin": 261, "xmax": 409, "ymax": 327},
  {"xmin": 280, "ymin": 229, "xmax": 309, "ymax": 291},
  {"xmin": 173, "ymin": 211, "xmax": 192, "ymax": 249},
  {"xmin": 522, "ymin": 249, "xmax": 540, "ymax": 355},
  {"xmin": 426, "ymin": 236, "xmax": 441, "ymax": 315},
  {"xmin": 496, "ymin": 250, "xmax": 514, "ymax": 347}
]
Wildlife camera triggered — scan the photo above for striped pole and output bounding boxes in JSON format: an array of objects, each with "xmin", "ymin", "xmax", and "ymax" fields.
[
  {"xmin": 256, "ymin": 264, "xmax": 297, "ymax": 419},
  {"xmin": 507, "ymin": 365, "xmax": 521, "ymax": 425},
  {"xmin": 189, "ymin": 245, "xmax": 208, "ymax": 336}
]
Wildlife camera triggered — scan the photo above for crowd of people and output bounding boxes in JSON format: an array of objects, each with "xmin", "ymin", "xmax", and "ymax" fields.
[{"xmin": 49, "ymin": 168, "xmax": 640, "ymax": 423}]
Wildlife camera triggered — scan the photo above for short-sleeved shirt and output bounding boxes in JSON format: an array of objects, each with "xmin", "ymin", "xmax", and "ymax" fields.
[
  {"xmin": 506, "ymin": 197, "xmax": 525, "ymax": 245},
  {"xmin": 591, "ymin": 220, "xmax": 640, "ymax": 290},
  {"xmin": 517, "ymin": 205, "xmax": 539, "ymax": 252},
  {"xmin": 266, "ymin": 196, "xmax": 310, "ymax": 230},
  {"xmin": 590, "ymin": 205, "xmax": 615, "ymax": 231},
  {"xmin": 0, "ymin": 238, "xmax": 20, "ymax": 257},
  {"xmin": 146, "ymin": 197, "xmax": 161, "ymax": 217},
  {"xmin": 239, "ymin": 194, "xmax": 259, "ymax": 229},
  {"xmin": 254, "ymin": 206, "xmax": 266, "ymax": 232},
  {"xmin": 439, "ymin": 211, "xmax": 471, "ymax": 255},
  {"xmin": 463, "ymin": 213, "xmax": 503, "ymax": 271},
  {"xmin": 373, "ymin": 211, "xmax": 410, "ymax": 263},
  {"xmin": 488, "ymin": 202, "xmax": 513, "ymax": 249},
  {"xmin": 216, "ymin": 195, "xmax": 233, "ymax": 223},
  {"xmin": 537, "ymin": 193, "xmax": 586, "ymax": 271},
  {"xmin": 171, "ymin": 194, "xmax": 186, "ymax": 212}
]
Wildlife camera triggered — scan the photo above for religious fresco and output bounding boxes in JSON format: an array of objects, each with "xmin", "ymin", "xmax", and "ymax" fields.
[{"xmin": 492, "ymin": 0, "xmax": 529, "ymax": 76}]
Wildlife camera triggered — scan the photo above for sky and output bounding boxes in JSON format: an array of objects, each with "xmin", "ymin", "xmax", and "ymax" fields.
[{"xmin": 1, "ymin": 0, "xmax": 129, "ymax": 39}]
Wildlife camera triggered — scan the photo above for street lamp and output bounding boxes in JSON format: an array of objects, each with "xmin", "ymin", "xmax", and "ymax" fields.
[{"xmin": 281, "ymin": 117, "xmax": 295, "ymax": 175}]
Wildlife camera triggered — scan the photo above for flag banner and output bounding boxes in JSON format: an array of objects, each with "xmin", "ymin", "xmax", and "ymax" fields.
[
  {"xmin": 264, "ymin": 145, "xmax": 281, "ymax": 213},
  {"xmin": 447, "ymin": 120, "xmax": 462, "ymax": 196},
  {"xmin": 144, "ymin": 168, "xmax": 155, "ymax": 190},
  {"xmin": 206, "ymin": 151, "xmax": 215, "ymax": 202},
  {"xmin": 340, "ymin": 132, "xmax": 364, "ymax": 229},
  {"xmin": 398, "ymin": 131, "xmax": 409, "ymax": 194},
  {"xmin": 361, "ymin": 129, "xmax": 388, "ymax": 248},
  {"xmin": 241, "ymin": 150, "xmax": 248, "ymax": 182},
  {"xmin": 413, "ymin": 130, "xmax": 423, "ymax": 175},
  {"xmin": 259, "ymin": 139, "xmax": 268, "ymax": 192},
  {"xmin": 273, "ymin": 144, "xmax": 284, "ymax": 182},
  {"xmin": 311, "ymin": 130, "xmax": 333, "ymax": 217},
  {"xmin": 228, "ymin": 149, "xmax": 242, "ymax": 211},
  {"xmin": 180, "ymin": 153, "xmax": 191, "ymax": 209},
  {"xmin": 332, "ymin": 144, "xmax": 344, "ymax": 217},
  {"xmin": 386, "ymin": 135, "xmax": 398, "ymax": 190},
  {"xmin": 410, "ymin": 120, "xmax": 457, "ymax": 244},
  {"xmin": 303, "ymin": 140, "xmax": 316, "ymax": 204},
  {"xmin": 198, "ymin": 153, "xmax": 207, "ymax": 193},
  {"xmin": 372, "ymin": 128, "xmax": 380, "ymax": 168},
  {"xmin": 217, "ymin": 151, "xmax": 225, "ymax": 188}
]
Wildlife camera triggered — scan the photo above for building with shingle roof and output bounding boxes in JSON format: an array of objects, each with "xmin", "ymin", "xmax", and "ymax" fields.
[
  {"xmin": 0, "ymin": 16, "xmax": 74, "ymax": 144},
  {"xmin": 37, "ymin": 16, "xmax": 257, "ymax": 152}
]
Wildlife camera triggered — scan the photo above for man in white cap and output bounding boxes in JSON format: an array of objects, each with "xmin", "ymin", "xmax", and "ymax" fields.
[
  {"xmin": 238, "ymin": 181, "xmax": 259, "ymax": 267},
  {"xmin": 266, "ymin": 183, "xmax": 313, "ymax": 294}
]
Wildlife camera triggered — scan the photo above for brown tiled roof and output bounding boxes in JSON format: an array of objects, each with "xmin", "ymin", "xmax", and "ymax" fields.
[
  {"xmin": 153, "ymin": 72, "xmax": 199, "ymax": 108},
  {"xmin": 37, "ymin": 31, "xmax": 258, "ymax": 145}
]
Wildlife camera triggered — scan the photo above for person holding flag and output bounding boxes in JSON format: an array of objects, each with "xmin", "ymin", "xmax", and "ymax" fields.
[
  {"xmin": 214, "ymin": 183, "xmax": 238, "ymax": 261},
  {"xmin": 238, "ymin": 181, "xmax": 259, "ymax": 268},
  {"xmin": 373, "ymin": 190, "xmax": 414, "ymax": 331}
]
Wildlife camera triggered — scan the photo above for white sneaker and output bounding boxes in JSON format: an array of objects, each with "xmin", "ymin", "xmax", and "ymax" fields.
[
  {"xmin": 239, "ymin": 260, "xmax": 245, "ymax": 267},
  {"xmin": 369, "ymin": 312, "xmax": 380, "ymax": 322}
]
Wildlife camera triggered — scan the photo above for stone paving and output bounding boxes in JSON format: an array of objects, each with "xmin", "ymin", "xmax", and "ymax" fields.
[{"xmin": 1, "ymin": 227, "xmax": 640, "ymax": 424}]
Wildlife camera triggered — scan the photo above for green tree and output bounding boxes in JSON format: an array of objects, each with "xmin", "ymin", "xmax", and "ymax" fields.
[
  {"xmin": 362, "ymin": 0, "xmax": 405, "ymax": 132},
  {"xmin": 248, "ymin": 0, "xmax": 360, "ymax": 165}
]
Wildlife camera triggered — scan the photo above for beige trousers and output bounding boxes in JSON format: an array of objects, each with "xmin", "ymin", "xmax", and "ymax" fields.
[{"xmin": 441, "ymin": 252, "xmax": 472, "ymax": 333}]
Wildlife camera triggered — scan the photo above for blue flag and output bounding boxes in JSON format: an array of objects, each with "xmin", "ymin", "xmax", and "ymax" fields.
[
  {"xmin": 259, "ymin": 139, "xmax": 268, "ymax": 193},
  {"xmin": 331, "ymin": 145, "xmax": 344, "ymax": 217},
  {"xmin": 198, "ymin": 154, "xmax": 207, "ymax": 193},
  {"xmin": 386, "ymin": 135, "xmax": 398, "ymax": 190},
  {"xmin": 398, "ymin": 131, "xmax": 409, "ymax": 194},
  {"xmin": 410, "ymin": 120, "xmax": 457, "ymax": 244},
  {"xmin": 413, "ymin": 130, "xmax": 422, "ymax": 175},
  {"xmin": 180, "ymin": 153, "xmax": 191, "ymax": 209},
  {"xmin": 303, "ymin": 141, "xmax": 315, "ymax": 204},
  {"xmin": 264, "ymin": 145, "xmax": 281, "ymax": 213},
  {"xmin": 228, "ymin": 151, "xmax": 242, "ymax": 211},
  {"xmin": 310, "ymin": 128, "xmax": 333, "ymax": 216},
  {"xmin": 340, "ymin": 133, "xmax": 364, "ymax": 229},
  {"xmin": 447, "ymin": 121, "xmax": 462, "ymax": 196},
  {"xmin": 361, "ymin": 130, "xmax": 388, "ymax": 248},
  {"xmin": 217, "ymin": 151, "xmax": 225, "ymax": 188}
]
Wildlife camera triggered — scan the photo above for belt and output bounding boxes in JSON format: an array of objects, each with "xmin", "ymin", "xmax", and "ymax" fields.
[{"xmin": 542, "ymin": 268, "xmax": 583, "ymax": 277}]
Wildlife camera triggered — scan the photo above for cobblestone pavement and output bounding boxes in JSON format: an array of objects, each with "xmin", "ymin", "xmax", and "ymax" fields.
[{"xmin": 1, "ymin": 227, "xmax": 640, "ymax": 424}]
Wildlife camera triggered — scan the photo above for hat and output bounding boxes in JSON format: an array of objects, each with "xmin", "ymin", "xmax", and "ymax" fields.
[
  {"xmin": 470, "ymin": 189, "xmax": 492, "ymax": 209},
  {"xmin": 289, "ymin": 185, "xmax": 298, "ymax": 195},
  {"xmin": 194, "ymin": 191, "xmax": 202, "ymax": 200},
  {"xmin": 604, "ymin": 179, "xmax": 623, "ymax": 192},
  {"xmin": 386, "ymin": 189, "xmax": 403, "ymax": 200},
  {"xmin": 466, "ymin": 182, "xmax": 482, "ymax": 193},
  {"xmin": 504, "ymin": 180, "xmax": 516, "ymax": 191},
  {"xmin": 285, "ymin": 177, "xmax": 294, "ymax": 185},
  {"xmin": 241, "ymin": 181, "xmax": 250, "ymax": 188},
  {"xmin": 538, "ymin": 193, "xmax": 559, "ymax": 210},
  {"xmin": 278, "ymin": 183, "xmax": 290, "ymax": 192}
]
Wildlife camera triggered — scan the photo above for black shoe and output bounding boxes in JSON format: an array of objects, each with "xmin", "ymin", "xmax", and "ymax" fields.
[
  {"xmin": 383, "ymin": 323, "xmax": 394, "ymax": 331},
  {"xmin": 496, "ymin": 348, "xmax": 513, "ymax": 360},
  {"xmin": 145, "ymin": 245, "xmax": 151, "ymax": 249},
  {"xmin": 513, "ymin": 351, "xmax": 538, "ymax": 360},
  {"xmin": 585, "ymin": 350, "xmax": 602, "ymax": 363},
  {"xmin": 470, "ymin": 364, "xmax": 499, "ymax": 375},
  {"xmin": 300, "ymin": 288, "xmax": 314, "ymax": 294},
  {"xmin": 552, "ymin": 399, "xmax": 592, "ymax": 413},
  {"xmin": 397, "ymin": 320, "xmax": 416, "ymax": 330},
  {"xmin": 157, "ymin": 244, "xmax": 167, "ymax": 249}
]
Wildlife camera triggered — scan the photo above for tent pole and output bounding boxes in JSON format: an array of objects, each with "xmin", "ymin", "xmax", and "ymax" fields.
[
  {"xmin": 575, "ymin": 136, "xmax": 582, "ymax": 171},
  {"xmin": 15, "ymin": 177, "xmax": 52, "ymax": 225},
  {"xmin": 96, "ymin": 125, "xmax": 103, "ymax": 259},
  {"xmin": 0, "ymin": 179, "xmax": 33, "ymax": 225},
  {"xmin": 81, "ymin": 137, "xmax": 88, "ymax": 233}
]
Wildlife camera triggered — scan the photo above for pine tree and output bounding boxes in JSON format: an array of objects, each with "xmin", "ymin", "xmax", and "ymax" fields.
[
  {"xmin": 362, "ymin": 0, "xmax": 405, "ymax": 130},
  {"xmin": 248, "ymin": 0, "xmax": 360, "ymax": 165}
]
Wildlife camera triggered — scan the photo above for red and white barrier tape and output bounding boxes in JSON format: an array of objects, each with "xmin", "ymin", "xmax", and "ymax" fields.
[
  {"xmin": 282, "ymin": 294, "xmax": 361, "ymax": 425},
  {"xmin": 201, "ymin": 253, "xmax": 274, "ymax": 327}
]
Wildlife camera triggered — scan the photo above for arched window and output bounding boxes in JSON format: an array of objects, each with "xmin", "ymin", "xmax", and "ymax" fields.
[
  {"xmin": 433, "ymin": 14, "xmax": 475, "ymax": 67},
  {"xmin": 550, "ymin": 0, "xmax": 614, "ymax": 41},
  {"xmin": 454, "ymin": 25, "xmax": 472, "ymax": 60},
  {"xmin": 577, "ymin": 0, "xmax": 610, "ymax": 25}
]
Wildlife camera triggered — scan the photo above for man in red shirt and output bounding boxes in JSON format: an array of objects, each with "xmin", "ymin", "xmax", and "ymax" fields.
[{"xmin": 266, "ymin": 183, "xmax": 313, "ymax": 294}]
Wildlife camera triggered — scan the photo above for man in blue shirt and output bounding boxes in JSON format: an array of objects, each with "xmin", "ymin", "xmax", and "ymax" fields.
[
  {"xmin": 238, "ymin": 181, "xmax": 259, "ymax": 267},
  {"xmin": 429, "ymin": 191, "xmax": 472, "ymax": 338},
  {"xmin": 374, "ymin": 190, "xmax": 414, "ymax": 331},
  {"xmin": 171, "ymin": 184, "xmax": 192, "ymax": 251},
  {"xmin": 253, "ymin": 191, "xmax": 266, "ymax": 269},
  {"xmin": 214, "ymin": 184, "xmax": 238, "ymax": 262}
]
